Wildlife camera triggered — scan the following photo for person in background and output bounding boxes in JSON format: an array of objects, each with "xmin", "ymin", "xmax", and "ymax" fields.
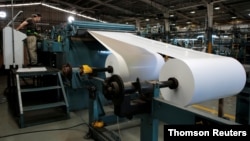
[{"xmin": 16, "ymin": 13, "xmax": 42, "ymax": 66}]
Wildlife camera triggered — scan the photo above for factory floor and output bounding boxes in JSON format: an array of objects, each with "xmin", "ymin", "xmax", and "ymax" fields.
[{"xmin": 0, "ymin": 70, "xmax": 237, "ymax": 141}]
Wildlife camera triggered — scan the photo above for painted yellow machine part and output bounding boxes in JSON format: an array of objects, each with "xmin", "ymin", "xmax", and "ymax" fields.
[{"xmin": 80, "ymin": 65, "xmax": 93, "ymax": 75}]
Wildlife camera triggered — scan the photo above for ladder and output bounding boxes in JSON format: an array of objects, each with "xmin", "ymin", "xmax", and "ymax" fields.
[{"xmin": 11, "ymin": 67, "xmax": 70, "ymax": 128}]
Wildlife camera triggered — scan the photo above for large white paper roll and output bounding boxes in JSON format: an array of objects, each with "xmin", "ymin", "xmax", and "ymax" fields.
[
  {"xmin": 88, "ymin": 30, "xmax": 246, "ymax": 106},
  {"xmin": 88, "ymin": 30, "xmax": 165, "ymax": 82},
  {"xmin": 159, "ymin": 57, "xmax": 246, "ymax": 106},
  {"xmin": 105, "ymin": 53, "xmax": 165, "ymax": 82}
]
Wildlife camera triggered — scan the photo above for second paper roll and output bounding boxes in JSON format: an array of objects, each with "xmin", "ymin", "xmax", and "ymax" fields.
[{"xmin": 159, "ymin": 57, "xmax": 246, "ymax": 107}]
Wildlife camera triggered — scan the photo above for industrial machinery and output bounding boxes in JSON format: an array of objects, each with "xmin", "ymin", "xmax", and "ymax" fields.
[
  {"xmin": 4, "ymin": 17, "xmax": 249, "ymax": 140},
  {"xmin": 3, "ymin": 11, "xmax": 26, "ymax": 69},
  {"xmin": 103, "ymin": 75, "xmax": 178, "ymax": 118},
  {"xmin": 4, "ymin": 19, "xmax": 136, "ymax": 130},
  {"xmin": 3, "ymin": 11, "xmax": 71, "ymax": 128},
  {"xmin": 79, "ymin": 63, "xmax": 245, "ymax": 141},
  {"xmin": 37, "ymin": 20, "xmax": 249, "ymax": 141},
  {"xmin": 101, "ymin": 74, "xmax": 244, "ymax": 141},
  {"xmin": 41, "ymin": 20, "xmax": 136, "ymax": 110},
  {"xmin": 37, "ymin": 20, "xmax": 138, "ymax": 140}
]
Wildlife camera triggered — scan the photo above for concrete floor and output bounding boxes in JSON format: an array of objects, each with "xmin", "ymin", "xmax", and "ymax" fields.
[
  {"xmin": 0, "ymin": 72, "xmax": 165, "ymax": 141},
  {"xmin": 0, "ymin": 70, "xmax": 238, "ymax": 141}
]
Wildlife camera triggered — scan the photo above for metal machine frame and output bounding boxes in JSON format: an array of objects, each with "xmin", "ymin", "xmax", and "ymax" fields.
[
  {"xmin": 101, "ymin": 74, "xmax": 240, "ymax": 141},
  {"xmin": 36, "ymin": 20, "xmax": 247, "ymax": 141}
]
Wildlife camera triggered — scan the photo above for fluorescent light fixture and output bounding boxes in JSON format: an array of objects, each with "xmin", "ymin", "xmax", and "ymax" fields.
[
  {"xmin": 171, "ymin": 38, "xmax": 198, "ymax": 41},
  {"xmin": 145, "ymin": 18, "xmax": 150, "ymax": 21},
  {"xmin": 214, "ymin": 7, "xmax": 220, "ymax": 10},
  {"xmin": 190, "ymin": 11, "xmax": 195, "ymax": 14},
  {"xmin": 231, "ymin": 16, "xmax": 237, "ymax": 19},
  {"xmin": 0, "ymin": 2, "xmax": 102, "ymax": 22},
  {"xmin": 0, "ymin": 11, "xmax": 6, "ymax": 18},
  {"xmin": 41, "ymin": 3, "xmax": 99, "ymax": 21},
  {"xmin": 197, "ymin": 35, "xmax": 219, "ymax": 38},
  {"xmin": 0, "ymin": 2, "xmax": 41, "ymax": 7},
  {"xmin": 170, "ymin": 14, "xmax": 174, "ymax": 17},
  {"xmin": 186, "ymin": 21, "xmax": 191, "ymax": 24}
]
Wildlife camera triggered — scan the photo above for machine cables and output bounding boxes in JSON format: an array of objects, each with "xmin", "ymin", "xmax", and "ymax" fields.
[{"xmin": 0, "ymin": 122, "xmax": 88, "ymax": 139}]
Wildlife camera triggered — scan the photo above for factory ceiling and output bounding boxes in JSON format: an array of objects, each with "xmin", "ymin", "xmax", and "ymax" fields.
[{"xmin": 1, "ymin": 0, "xmax": 250, "ymax": 29}]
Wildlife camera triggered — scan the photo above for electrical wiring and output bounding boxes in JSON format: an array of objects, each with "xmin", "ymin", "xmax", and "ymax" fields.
[{"xmin": 0, "ymin": 122, "xmax": 89, "ymax": 139}]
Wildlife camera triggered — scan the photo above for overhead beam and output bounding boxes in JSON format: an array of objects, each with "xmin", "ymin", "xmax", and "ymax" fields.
[
  {"xmin": 137, "ymin": 0, "xmax": 168, "ymax": 12},
  {"xmin": 89, "ymin": 0, "xmax": 135, "ymax": 15},
  {"xmin": 89, "ymin": 0, "xmax": 113, "ymax": 9},
  {"xmin": 138, "ymin": 0, "xmax": 198, "ymax": 24},
  {"xmin": 202, "ymin": 0, "xmax": 246, "ymax": 19},
  {"xmin": 48, "ymin": 0, "xmax": 95, "ymax": 13},
  {"xmin": 218, "ymin": 3, "xmax": 247, "ymax": 19},
  {"xmin": 73, "ymin": 0, "xmax": 82, "ymax": 5},
  {"xmin": 201, "ymin": 0, "xmax": 228, "ymax": 4},
  {"xmin": 170, "ymin": 3, "xmax": 204, "ymax": 11}
]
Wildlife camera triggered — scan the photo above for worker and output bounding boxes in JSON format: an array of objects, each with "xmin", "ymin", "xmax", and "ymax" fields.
[{"xmin": 16, "ymin": 13, "xmax": 42, "ymax": 66}]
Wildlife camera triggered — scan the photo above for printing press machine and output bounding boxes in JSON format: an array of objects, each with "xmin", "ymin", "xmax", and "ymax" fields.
[{"xmin": 3, "ymin": 20, "xmax": 250, "ymax": 141}]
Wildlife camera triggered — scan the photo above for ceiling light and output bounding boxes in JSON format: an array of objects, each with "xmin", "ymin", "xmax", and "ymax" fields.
[
  {"xmin": 0, "ymin": 2, "xmax": 101, "ymax": 22},
  {"xmin": 0, "ymin": 2, "xmax": 41, "ymax": 7},
  {"xmin": 145, "ymin": 18, "xmax": 150, "ymax": 21},
  {"xmin": 68, "ymin": 16, "xmax": 74, "ymax": 23},
  {"xmin": 231, "ymin": 16, "xmax": 237, "ymax": 19},
  {"xmin": 186, "ymin": 21, "xmax": 191, "ymax": 24},
  {"xmin": 170, "ymin": 14, "xmax": 174, "ymax": 17},
  {"xmin": 214, "ymin": 7, "xmax": 220, "ymax": 10},
  {"xmin": 190, "ymin": 11, "xmax": 195, "ymax": 14},
  {"xmin": 0, "ymin": 11, "xmax": 6, "ymax": 18}
]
